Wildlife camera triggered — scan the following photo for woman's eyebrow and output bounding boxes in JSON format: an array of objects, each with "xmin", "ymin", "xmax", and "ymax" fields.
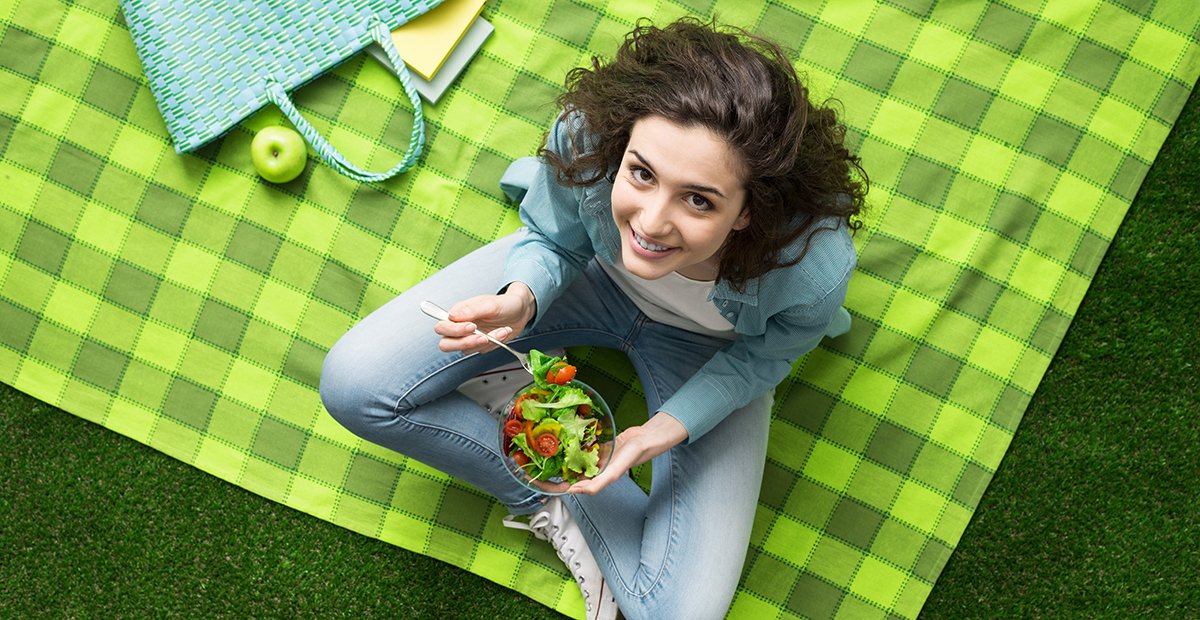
[
  {"xmin": 629, "ymin": 149, "xmax": 727, "ymax": 199},
  {"xmin": 629, "ymin": 149, "xmax": 656, "ymax": 172}
]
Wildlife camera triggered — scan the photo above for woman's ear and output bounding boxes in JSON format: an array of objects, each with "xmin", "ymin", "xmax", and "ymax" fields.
[{"xmin": 733, "ymin": 209, "xmax": 750, "ymax": 231}]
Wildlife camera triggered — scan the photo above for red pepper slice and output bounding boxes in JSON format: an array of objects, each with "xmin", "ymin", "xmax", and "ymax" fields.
[{"xmin": 523, "ymin": 420, "xmax": 536, "ymax": 447}]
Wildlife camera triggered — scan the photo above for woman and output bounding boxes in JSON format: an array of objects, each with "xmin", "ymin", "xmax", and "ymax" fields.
[{"xmin": 321, "ymin": 17, "xmax": 866, "ymax": 620}]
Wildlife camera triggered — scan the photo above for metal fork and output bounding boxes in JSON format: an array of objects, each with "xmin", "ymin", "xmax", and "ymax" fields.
[{"xmin": 419, "ymin": 300, "xmax": 533, "ymax": 375}]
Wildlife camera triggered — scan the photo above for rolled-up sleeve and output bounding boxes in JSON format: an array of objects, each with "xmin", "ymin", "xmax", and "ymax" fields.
[
  {"xmin": 502, "ymin": 117, "xmax": 597, "ymax": 324},
  {"xmin": 659, "ymin": 228, "xmax": 857, "ymax": 442}
]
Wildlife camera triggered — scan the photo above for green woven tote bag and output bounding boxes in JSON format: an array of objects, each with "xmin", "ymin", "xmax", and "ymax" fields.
[{"xmin": 120, "ymin": 0, "xmax": 443, "ymax": 182}]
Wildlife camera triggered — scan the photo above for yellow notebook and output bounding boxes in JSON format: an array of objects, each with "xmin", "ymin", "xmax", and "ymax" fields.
[{"xmin": 390, "ymin": 0, "xmax": 487, "ymax": 80}]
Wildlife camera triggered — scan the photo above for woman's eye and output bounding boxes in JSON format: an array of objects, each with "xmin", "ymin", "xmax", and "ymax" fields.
[
  {"xmin": 630, "ymin": 166, "xmax": 652, "ymax": 183},
  {"xmin": 687, "ymin": 194, "xmax": 712, "ymax": 210}
]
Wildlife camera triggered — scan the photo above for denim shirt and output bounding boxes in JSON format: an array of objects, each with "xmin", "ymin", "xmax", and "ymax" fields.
[{"xmin": 502, "ymin": 116, "xmax": 857, "ymax": 442}]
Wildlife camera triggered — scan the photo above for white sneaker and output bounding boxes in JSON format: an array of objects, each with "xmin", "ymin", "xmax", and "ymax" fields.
[
  {"xmin": 458, "ymin": 348, "xmax": 567, "ymax": 416},
  {"xmin": 504, "ymin": 497, "xmax": 619, "ymax": 620},
  {"xmin": 456, "ymin": 362, "xmax": 524, "ymax": 416}
]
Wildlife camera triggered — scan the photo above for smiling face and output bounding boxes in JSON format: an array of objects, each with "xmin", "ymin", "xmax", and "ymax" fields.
[{"xmin": 610, "ymin": 115, "xmax": 750, "ymax": 281}]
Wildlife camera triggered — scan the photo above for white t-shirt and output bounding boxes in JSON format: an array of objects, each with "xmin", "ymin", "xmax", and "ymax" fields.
[{"xmin": 598, "ymin": 258, "xmax": 736, "ymax": 339}]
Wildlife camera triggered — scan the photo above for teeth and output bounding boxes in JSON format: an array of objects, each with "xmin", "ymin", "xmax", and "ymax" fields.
[{"xmin": 634, "ymin": 231, "xmax": 669, "ymax": 252}]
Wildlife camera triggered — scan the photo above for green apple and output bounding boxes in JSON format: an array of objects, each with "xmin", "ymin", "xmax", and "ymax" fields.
[{"xmin": 250, "ymin": 126, "xmax": 307, "ymax": 183}]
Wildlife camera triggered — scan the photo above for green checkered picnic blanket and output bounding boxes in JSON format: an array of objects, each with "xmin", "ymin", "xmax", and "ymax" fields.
[{"xmin": 2, "ymin": 1, "xmax": 1198, "ymax": 618}]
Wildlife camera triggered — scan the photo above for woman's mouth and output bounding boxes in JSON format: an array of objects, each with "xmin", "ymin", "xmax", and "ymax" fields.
[{"xmin": 631, "ymin": 228, "xmax": 674, "ymax": 255}]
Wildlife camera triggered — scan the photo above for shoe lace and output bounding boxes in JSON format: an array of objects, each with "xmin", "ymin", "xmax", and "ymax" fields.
[{"xmin": 503, "ymin": 513, "xmax": 594, "ymax": 607}]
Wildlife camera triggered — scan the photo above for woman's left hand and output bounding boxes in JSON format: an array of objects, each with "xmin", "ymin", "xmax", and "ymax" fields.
[{"xmin": 566, "ymin": 412, "xmax": 689, "ymax": 495}]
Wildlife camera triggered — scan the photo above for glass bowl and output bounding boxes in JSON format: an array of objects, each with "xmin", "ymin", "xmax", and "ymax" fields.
[{"xmin": 498, "ymin": 379, "xmax": 616, "ymax": 495}]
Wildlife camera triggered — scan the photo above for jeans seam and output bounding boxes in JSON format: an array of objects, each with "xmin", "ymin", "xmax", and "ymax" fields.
[
  {"xmin": 587, "ymin": 339, "xmax": 678, "ymax": 602},
  {"xmin": 393, "ymin": 400, "xmax": 544, "ymax": 511},
  {"xmin": 386, "ymin": 351, "xmax": 546, "ymax": 511},
  {"xmin": 392, "ymin": 352, "xmax": 474, "ymax": 417},
  {"xmin": 584, "ymin": 449, "xmax": 678, "ymax": 602},
  {"xmin": 635, "ymin": 447, "xmax": 678, "ymax": 599},
  {"xmin": 623, "ymin": 313, "xmax": 649, "ymax": 350}
]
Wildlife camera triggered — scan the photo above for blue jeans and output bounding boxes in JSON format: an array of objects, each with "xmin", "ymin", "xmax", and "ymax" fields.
[{"xmin": 320, "ymin": 231, "xmax": 770, "ymax": 619}]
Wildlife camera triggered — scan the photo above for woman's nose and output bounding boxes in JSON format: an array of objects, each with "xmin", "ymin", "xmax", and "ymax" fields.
[{"xmin": 637, "ymin": 194, "xmax": 674, "ymax": 236}]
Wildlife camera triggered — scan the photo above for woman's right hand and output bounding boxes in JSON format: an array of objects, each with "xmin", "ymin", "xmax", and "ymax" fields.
[{"xmin": 433, "ymin": 282, "xmax": 537, "ymax": 355}]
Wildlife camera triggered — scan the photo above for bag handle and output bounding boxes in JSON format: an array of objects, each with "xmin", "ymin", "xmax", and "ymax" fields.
[{"xmin": 264, "ymin": 16, "xmax": 424, "ymax": 183}]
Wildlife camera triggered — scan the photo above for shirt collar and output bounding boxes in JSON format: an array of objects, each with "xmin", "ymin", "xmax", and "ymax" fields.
[
  {"xmin": 714, "ymin": 277, "xmax": 759, "ymax": 304},
  {"xmin": 583, "ymin": 187, "xmax": 621, "ymax": 264}
]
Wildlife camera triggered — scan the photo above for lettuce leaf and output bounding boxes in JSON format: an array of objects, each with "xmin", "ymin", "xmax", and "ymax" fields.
[
  {"xmin": 527, "ymin": 349, "xmax": 563, "ymax": 389},
  {"xmin": 557, "ymin": 409, "xmax": 598, "ymax": 445},
  {"xmin": 563, "ymin": 436, "xmax": 600, "ymax": 478},
  {"xmin": 519, "ymin": 398, "xmax": 552, "ymax": 422},
  {"xmin": 538, "ymin": 453, "xmax": 565, "ymax": 480},
  {"xmin": 524, "ymin": 386, "xmax": 592, "ymax": 412},
  {"xmin": 510, "ymin": 350, "xmax": 606, "ymax": 482}
]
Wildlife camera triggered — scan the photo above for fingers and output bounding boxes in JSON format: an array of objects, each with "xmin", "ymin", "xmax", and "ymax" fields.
[
  {"xmin": 530, "ymin": 479, "xmax": 571, "ymax": 494},
  {"xmin": 448, "ymin": 295, "xmax": 500, "ymax": 324},
  {"xmin": 433, "ymin": 318, "xmax": 483, "ymax": 352},
  {"xmin": 432, "ymin": 318, "xmax": 478, "ymax": 340},
  {"xmin": 451, "ymin": 293, "xmax": 529, "ymax": 335},
  {"xmin": 568, "ymin": 440, "xmax": 627, "ymax": 495},
  {"xmin": 431, "ymin": 294, "xmax": 517, "ymax": 354},
  {"xmin": 432, "ymin": 319, "xmax": 509, "ymax": 342},
  {"xmin": 567, "ymin": 469, "xmax": 618, "ymax": 495},
  {"xmin": 436, "ymin": 324, "xmax": 513, "ymax": 354}
]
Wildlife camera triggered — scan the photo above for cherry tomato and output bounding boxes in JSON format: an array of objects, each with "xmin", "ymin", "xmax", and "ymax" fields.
[
  {"xmin": 533, "ymin": 432, "xmax": 560, "ymax": 457},
  {"xmin": 503, "ymin": 418, "xmax": 523, "ymax": 439},
  {"xmin": 546, "ymin": 362, "xmax": 577, "ymax": 385},
  {"xmin": 511, "ymin": 450, "xmax": 531, "ymax": 467},
  {"xmin": 576, "ymin": 404, "xmax": 591, "ymax": 417}
]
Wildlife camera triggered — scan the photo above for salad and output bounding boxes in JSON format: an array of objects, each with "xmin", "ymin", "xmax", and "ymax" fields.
[{"xmin": 501, "ymin": 350, "xmax": 612, "ymax": 484}]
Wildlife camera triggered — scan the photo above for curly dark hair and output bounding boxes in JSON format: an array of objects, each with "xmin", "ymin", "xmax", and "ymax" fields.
[{"xmin": 541, "ymin": 17, "xmax": 867, "ymax": 291}]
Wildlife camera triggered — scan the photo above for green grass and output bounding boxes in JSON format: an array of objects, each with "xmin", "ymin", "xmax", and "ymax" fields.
[{"xmin": 3, "ymin": 94, "xmax": 1197, "ymax": 619}]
